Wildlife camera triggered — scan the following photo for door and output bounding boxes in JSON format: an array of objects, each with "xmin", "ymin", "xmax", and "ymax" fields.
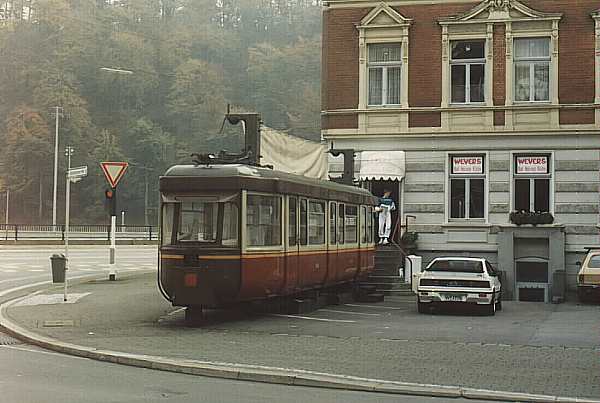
[
  {"xmin": 325, "ymin": 201, "xmax": 338, "ymax": 285},
  {"xmin": 284, "ymin": 196, "xmax": 299, "ymax": 294}
]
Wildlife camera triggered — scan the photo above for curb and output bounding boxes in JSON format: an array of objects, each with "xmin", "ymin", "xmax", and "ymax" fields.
[{"xmin": 0, "ymin": 287, "xmax": 599, "ymax": 403}]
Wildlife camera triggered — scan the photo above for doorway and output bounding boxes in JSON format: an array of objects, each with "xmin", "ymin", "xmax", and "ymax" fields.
[{"xmin": 368, "ymin": 180, "xmax": 400, "ymax": 243}]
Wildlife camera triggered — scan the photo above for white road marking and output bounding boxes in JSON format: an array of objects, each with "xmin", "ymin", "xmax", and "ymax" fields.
[
  {"xmin": 28, "ymin": 270, "xmax": 44, "ymax": 272},
  {"xmin": 344, "ymin": 303, "xmax": 408, "ymax": 311},
  {"xmin": 2, "ymin": 270, "xmax": 17, "ymax": 273},
  {"xmin": 270, "ymin": 314, "xmax": 356, "ymax": 323},
  {"xmin": 157, "ymin": 307, "xmax": 186, "ymax": 323},
  {"xmin": 0, "ymin": 275, "xmax": 50, "ymax": 285},
  {"xmin": 319, "ymin": 309, "xmax": 381, "ymax": 317}
]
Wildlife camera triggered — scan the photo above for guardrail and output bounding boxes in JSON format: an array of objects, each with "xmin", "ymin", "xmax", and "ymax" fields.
[{"xmin": 0, "ymin": 224, "xmax": 158, "ymax": 241}]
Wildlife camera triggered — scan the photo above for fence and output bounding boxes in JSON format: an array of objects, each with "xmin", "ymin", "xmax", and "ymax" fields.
[{"xmin": 0, "ymin": 224, "xmax": 158, "ymax": 241}]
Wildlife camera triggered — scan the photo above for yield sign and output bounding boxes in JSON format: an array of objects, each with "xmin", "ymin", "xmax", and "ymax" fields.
[{"xmin": 100, "ymin": 162, "xmax": 129, "ymax": 188}]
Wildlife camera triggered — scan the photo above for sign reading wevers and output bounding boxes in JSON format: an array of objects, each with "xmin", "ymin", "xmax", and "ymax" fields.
[
  {"xmin": 100, "ymin": 162, "xmax": 129, "ymax": 188},
  {"xmin": 516, "ymin": 156, "xmax": 548, "ymax": 174},
  {"xmin": 452, "ymin": 156, "xmax": 483, "ymax": 174}
]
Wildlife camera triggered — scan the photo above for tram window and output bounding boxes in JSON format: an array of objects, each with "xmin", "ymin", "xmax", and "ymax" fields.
[
  {"xmin": 299, "ymin": 199, "xmax": 308, "ymax": 245},
  {"xmin": 169, "ymin": 194, "xmax": 239, "ymax": 247},
  {"xmin": 289, "ymin": 197, "xmax": 297, "ymax": 246},
  {"xmin": 360, "ymin": 206, "xmax": 367, "ymax": 244},
  {"xmin": 309, "ymin": 200, "xmax": 325, "ymax": 245},
  {"xmin": 246, "ymin": 194, "xmax": 281, "ymax": 247},
  {"xmin": 161, "ymin": 203, "xmax": 175, "ymax": 246},
  {"xmin": 337, "ymin": 203, "xmax": 345, "ymax": 244},
  {"xmin": 367, "ymin": 206, "xmax": 373, "ymax": 243},
  {"xmin": 345, "ymin": 205, "xmax": 358, "ymax": 244},
  {"xmin": 329, "ymin": 202, "xmax": 336, "ymax": 245}
]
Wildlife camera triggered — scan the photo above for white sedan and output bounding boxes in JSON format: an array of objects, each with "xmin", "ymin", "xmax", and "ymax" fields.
[{"xmin": 416, "ymin": 257, "xmax": 502, "ymax": 315}]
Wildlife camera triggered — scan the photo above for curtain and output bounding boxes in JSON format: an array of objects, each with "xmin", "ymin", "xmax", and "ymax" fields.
[
  {"xmin": 368, "ymin": 68, "xmax": 382, "ymax": 105},
  {"xmin": 369, "ymin": 43, "xmax": 401, "ymax": 62},
  {"xmin": 387, "ymin": 66, "xmax": 401, "ymax": 104}
]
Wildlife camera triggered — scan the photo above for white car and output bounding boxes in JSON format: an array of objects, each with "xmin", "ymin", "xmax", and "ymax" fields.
[{"xmin": 416, "ymin": 257, "xmax": 502, "ymax": 315}]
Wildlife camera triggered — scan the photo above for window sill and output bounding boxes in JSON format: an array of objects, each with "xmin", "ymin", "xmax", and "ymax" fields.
[
  {"xmin": 367, "ymin": 104, "xmax": 405, "ymax": 109},
  {"xmin": 448, "ymin": 103, "xmax": 486, "ymax": 107},
  {"xmin": 443, "ymin": 221, "xmax": 490, "ymax": 228}
]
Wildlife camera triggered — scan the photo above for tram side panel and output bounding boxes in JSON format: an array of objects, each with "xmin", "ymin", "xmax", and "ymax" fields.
[{"xmin": 239, "ymin": 254, "xmax": 285, "ymax": 300}]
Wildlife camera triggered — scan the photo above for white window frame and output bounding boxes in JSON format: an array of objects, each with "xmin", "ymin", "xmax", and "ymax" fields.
[
  {"xmin": 367, "ymin": 43, "xmax": 402, "ymax": 107},
  {"xmin": 445, "ymin": 153, "xmax": 488, "ymax": 222},
  {"xmin": 511, "ymin": 153, "xmax": 554, "ymax": 214},
  {"xmin": 242, "ymin": 191, "xmax": 284, "ymax": 252},
  {"xmin": 513, "ymin": 37, "xmax": 551, "ymax": 103},
  {"xmin": 449, "ymin": 40, "xmax": 486, "ymax": 105}
]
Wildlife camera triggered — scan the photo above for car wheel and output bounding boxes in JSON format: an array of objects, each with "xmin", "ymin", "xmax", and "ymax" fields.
[
  {"xmin": 495, "ymin": 293, "xmax": 502, "ymax": 311},
  {"xmin": 485, "ymin": 295, "xmax": 496, "ymax": 316},
  {"xmin": 417, "ymin": 300, "xmax": 428, "ymax": 314}
]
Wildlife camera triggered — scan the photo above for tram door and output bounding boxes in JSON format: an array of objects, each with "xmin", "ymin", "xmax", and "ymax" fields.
[
  {"xmin": 285, "ymin": 197, "xmax": 300, "ymax": 293},
  {"xmin": 326, "ymin": 201, "xmax": 339, "ymax": 285}
]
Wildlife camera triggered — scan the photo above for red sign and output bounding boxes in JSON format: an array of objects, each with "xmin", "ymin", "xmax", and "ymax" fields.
[
  {"xmin": 516, "ymin": 156, "xmax": 548, "ymax": 174},
  {"xmin": 100, "ymin": 162, "xmax": 129, "ymax": 188},
  {"xmin": 452, "ymin": 156, "xmax": 483, "ymax": 174}
]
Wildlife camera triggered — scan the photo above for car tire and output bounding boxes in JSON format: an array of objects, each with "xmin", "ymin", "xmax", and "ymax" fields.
[
  {"xmin": 485, "ymin": 295, "xmax": 496, "ymax": 316},
  {"xmin": 417, "ymin": 300, "xmax": 428, "ymax": 314},
  {"xmin": 495, "ymin": 293, "xmax": 502, "ymax": 311}
]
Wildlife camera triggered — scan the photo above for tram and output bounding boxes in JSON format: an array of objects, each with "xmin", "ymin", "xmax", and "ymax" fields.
[{"xmin": 157, "ymin": 161, "xmax": 378, "ymax": 315}]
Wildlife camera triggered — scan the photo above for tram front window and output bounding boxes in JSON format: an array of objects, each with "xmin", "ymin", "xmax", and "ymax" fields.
[{"xmin": 161, "ymin": 194, "xmax": 239, "ymax": 247}]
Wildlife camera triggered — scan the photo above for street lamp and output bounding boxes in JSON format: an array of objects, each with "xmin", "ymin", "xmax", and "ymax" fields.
[{"xmin": 52, "ymin": 106, "xmax": 63, "ymax": 228}]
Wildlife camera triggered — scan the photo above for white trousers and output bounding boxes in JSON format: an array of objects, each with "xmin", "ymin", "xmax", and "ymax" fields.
[{"xmin": 378, "ymin": 211, "xmax": 392, "ymax": 239}]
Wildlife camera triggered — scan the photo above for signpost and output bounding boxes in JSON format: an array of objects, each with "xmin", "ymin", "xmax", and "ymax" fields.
[
  {"xmin": 64, "ymin": 147, "xmax": 87, "ymax": 302},
  {"xmin": 100, "ymin": 162, "xmax": 128, "ymax": 281}
]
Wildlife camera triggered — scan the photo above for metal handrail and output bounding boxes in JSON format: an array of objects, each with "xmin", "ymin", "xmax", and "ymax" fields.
[{"xmin": 0, "ymin": 224, "xmax": 158, "ymax": 241}]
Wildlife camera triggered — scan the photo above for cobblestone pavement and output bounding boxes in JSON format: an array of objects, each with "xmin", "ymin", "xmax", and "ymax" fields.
[{"xmin": 5, "ymin": 272, "xmax": 600, "ymax": 399}]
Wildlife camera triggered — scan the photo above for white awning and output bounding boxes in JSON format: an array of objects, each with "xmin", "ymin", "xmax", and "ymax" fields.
[{"xmin": 358, "ymin": 151, "xmax": 405, "ymax": 181}]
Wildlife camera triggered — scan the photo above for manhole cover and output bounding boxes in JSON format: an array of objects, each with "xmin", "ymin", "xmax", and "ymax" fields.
[{"xmin": 0, "ymin": 331, "xmax": 22, "ymax": 346}]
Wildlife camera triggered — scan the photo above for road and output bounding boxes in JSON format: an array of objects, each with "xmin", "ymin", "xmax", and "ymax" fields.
[{"xmin": 0, "ymin": 246, "xmax": 490, "ymax": 403}]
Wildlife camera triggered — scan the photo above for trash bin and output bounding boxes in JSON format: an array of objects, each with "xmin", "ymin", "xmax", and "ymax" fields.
[
  {"xmin": 50, "ymin": 254, "xmax": 66, "ymax": 283},
  {"xmin": 551, "ymin": 269, "xmax": 566, "ymax": 303}
]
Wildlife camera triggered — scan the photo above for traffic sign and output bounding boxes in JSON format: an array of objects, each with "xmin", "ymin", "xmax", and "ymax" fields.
[
  {"xmin": 68, "ymin": 166, "xmax": 88, "ymax": 179},
  {"xmin": 100, "ymin": 162, "xmax": 128, "ymax": 188}
]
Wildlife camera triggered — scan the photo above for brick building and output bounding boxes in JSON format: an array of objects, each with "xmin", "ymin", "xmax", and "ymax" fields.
[{"xmin": 321, "ymin": 0, "xmax": 600, "ymax": 301}]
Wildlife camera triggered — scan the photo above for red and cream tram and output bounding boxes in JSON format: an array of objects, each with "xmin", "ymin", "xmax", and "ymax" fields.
[{"xmin": 158, "ymin": 163, "xmax": 377, "ymax": 314}]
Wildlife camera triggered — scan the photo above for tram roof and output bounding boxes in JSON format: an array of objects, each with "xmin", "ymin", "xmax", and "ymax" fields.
[{"xmin": 160, "ymin": 164, "xmax": 377, "ymax": 205}]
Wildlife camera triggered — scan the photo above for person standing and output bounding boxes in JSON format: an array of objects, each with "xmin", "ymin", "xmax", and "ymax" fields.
[{"xmin": 376, "ymin": 190, "xmax": 395, "ymax": 245}]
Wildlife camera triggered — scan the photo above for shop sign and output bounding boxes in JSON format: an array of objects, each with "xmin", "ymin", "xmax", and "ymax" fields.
[
  {"xmin": 516, "ymin": 156, "xmax": 548, "ymax": 174},
  {"xmin": 452, "ymin": 156, "xmax": 483, "ymax": 174}
]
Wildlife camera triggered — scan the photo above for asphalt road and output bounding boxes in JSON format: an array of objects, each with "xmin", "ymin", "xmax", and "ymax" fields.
[
  {"xmin": 2, "ymin": 342, "xmax": 495, "ymax": 403},
  {"xmin": 0, "ymin": 246, "xmax": 494, "ymax": 403}
]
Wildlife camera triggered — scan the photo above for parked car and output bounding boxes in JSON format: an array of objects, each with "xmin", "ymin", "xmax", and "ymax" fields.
[
  {"xmin": 577, "ymin": 249, "xmax": 600, "ymax": 302},
  {"xmin": 416, "ymin": 257, "xmax": 502, "ymax": 315}
]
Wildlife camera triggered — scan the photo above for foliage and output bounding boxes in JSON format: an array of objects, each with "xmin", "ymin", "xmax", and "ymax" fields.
[
  {"xmin": 0, "ymin": 0, "xmax": 322, "ymax": 224},
  {"xmin": 509, "ymin": 211, "xmax": 555, "ymax": 226}
]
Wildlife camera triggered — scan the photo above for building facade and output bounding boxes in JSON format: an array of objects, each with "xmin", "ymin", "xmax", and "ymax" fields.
[{"xmin": 321, "ymin": 0, "xmax": 600, "ymax": 301}]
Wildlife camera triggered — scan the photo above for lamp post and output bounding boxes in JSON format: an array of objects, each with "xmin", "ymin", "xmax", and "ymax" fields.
[
  {"xmin": 52, "ymin": 107, "xmax": 63, "ymax": 228},
  {"xmin": 4, "ymin": 189, "xmax": 9, "ymax": 240},
  {"xmin": 64, "ymin": 146, "xmax": 74, "ymax": 302}
]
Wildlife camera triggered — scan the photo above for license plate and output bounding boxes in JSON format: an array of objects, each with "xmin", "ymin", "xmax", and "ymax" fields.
[{"xmin": 442, "ymin": 293, "xmax": 466, "ymax": 302}]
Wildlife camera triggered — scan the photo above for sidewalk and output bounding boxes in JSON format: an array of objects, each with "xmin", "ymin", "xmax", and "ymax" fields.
[{"xmin": 1, "ymin": 272, "xmax": 599, "ymax": 402}]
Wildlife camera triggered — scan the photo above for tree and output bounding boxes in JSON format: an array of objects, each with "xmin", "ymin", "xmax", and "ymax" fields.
[{"xmin": 1, "ymin": 105, "xmax": 53, "ymax": 222}]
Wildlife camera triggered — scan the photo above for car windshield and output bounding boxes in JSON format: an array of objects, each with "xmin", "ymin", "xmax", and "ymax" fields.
[{"xmin": 426, "ymin": 259, "xmax": 484, "ymax": 273}]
